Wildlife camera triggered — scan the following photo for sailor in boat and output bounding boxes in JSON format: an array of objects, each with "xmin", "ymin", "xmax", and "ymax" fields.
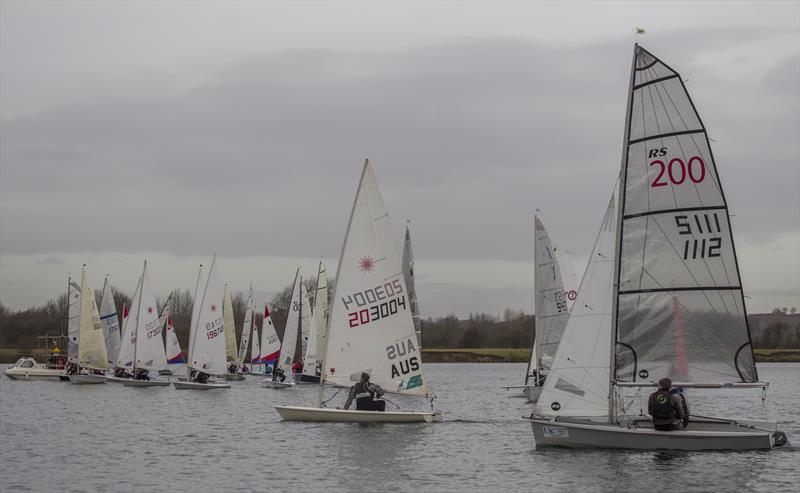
[
  {"xmin": 273, "ymin": 367, "xmax": 286, "ymax": 382},
  {"xmin": 133, "ymin": 368, "xmax": 150, "ymax": 381},
  {"xmin": 65, "ymin": 362, "xmax": 79, "ymax": 376},
  {"xmin": 194, "ymin": 371, "xmax": 209, "ymax": 384},
  {"xmin": 228, "ymin": 362, "xmax": 238, "ymax": 375},
  {"xmin": 648, "ymin": 378, "xmax": 690, "ymax": 431},
  {"xmin": 343, "ymin": 373, "xmax": 386, "ymax": 412},
  {"xmin": 114, "ymin": 367, "xmax": 133, "ymax": 379},
  {"xmin": 291, "ymin": 360, "xmax": 303, "ymax": 374}
]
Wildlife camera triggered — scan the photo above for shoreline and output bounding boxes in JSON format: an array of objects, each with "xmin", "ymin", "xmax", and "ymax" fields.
[{"xmin": 1, "ymin": 348, "xmax": 798, "ymax": 364}]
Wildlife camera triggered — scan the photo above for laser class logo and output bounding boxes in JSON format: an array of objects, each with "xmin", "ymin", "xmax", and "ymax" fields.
[
  {"xmin": 551, "ymin": 402, "xmax": 561, "ymax": 411},
  {"xmin": 358, "ymin": 256, "xmax": 375, "ymax": 273},
  {"xmin": 210, "ymin": 304, "xmax": 217, "ymax": 312},
  {"xmin": 639, "ymin": 369, "xmax": 649, "ymax": 379}
]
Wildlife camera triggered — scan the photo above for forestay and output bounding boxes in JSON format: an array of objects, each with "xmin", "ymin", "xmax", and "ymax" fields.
[
  {"xmin": 99, "ymin": 277, "xmax": 121, "ymax": 367},
  {"xmin": 614, "ymin": 46, "xmax": 757, "ymax": 384},
  {"xmin": 276, "ymin": 269, "xmax": 301, "ymax": 378},
  {"xmin": 536, "ymin": 186, "xmax": 619, "ymax": 417},
  {"xmin": 301, "ymin": 282, "xmax": 319, "ymax": 378},
  {"xmin": 238, "ymin": 286, "xmax": 255, "ymax": 366},
  {"xmin": 223, "ymin": 285, "xmax": 238, "ymax": 365},
  {"xmin": 78, "ymin": 268, "xmax": 109, "ymax": 370},
  {"xmin": 260, "ymin": 305, "xmax": 280, "ymax": 367},
  {"xmin": 133, "ymin": 262, "xmax": 168, "ymax": 371},
  {"xmin": 531, "ymin": 215, "xmax": 571, "ymax": 380},
  {"xmin": 67, "ymin": 277, "xmax": 81, "ymax": 364},
  {"xmin": 324, "ymin": 160, "xmax": 428, "ymax": 396},
  {"xmin": 117, "ymin": 276, "xmax": 142, "ymax": 370},
  {"xmin": 188, "ymin": 256, "xmax": 226, "ymax": 375}
]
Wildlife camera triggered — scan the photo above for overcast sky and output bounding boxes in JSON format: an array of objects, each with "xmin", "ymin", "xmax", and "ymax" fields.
[{"xmin": 1, "ymin": 1, "xmax": 798, "ymax": 317}]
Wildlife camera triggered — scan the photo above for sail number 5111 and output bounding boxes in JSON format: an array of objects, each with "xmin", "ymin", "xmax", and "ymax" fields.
[{"xmin": 650, "ymin": 155, "xmax": 706, "ymax": 188}]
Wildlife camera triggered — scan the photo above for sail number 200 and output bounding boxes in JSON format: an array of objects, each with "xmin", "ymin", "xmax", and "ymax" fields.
[{"xmin": 649, "ymin": 155, "xmax": 706, "ymax": 188}]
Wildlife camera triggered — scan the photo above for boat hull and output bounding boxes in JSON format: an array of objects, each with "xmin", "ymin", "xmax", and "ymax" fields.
[
  {"xmin": 173, "ymin": 380, "xmax": 230, "ymax": 390},
  {"xmin": 275, "ymin": 405, "xmax": 441, "ymax": 423},
  {"xmin": 121, "ymin": 379, "xmax": 171, "ymax": 387},
  {"xmin": 297, "ymin": 374, "xmax": 321, "ymax": 384},
  {"xmin": 106, "ymin": 376, "xmax": 132, "ymax": 383},
  {"xmin": 527, "ymin": 416, "xmax": 787, "ymax": 450},
  {"xmin": 69, "ymin": 374, "xmax": 108, "ymax": 384},
  {"xmin": 263, "ymin": 380, "xmax": 295, "ymax": 388},
  {"xmin": 4, "ymin": 368, "xmax": 62, "ymax": 381}
]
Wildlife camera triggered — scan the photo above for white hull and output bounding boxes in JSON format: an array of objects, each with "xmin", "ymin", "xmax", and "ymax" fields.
[
  {"xmin": 121, "ymin": 379, "xmax": 171, "ymax": 387},
  {"xmin": 69, "ymin": 374, "xmax": 108, "ymax": 384},
  {"xmin": 173, "ymin": 380, "xmax": 230, "ymax": 390},
  {"xmin": 106, "ymin": 375, "xmax": 132, "ymax": 383},
  {"xmin": 275, "ymin": 405, "xmax": 441, "ymax": 423},
  {"xmin": 4, "ymin": 368, "xmax": 62, "ymax": 381},
  {"xmin": 528, "ymin": 416, "xmax": 788, "ymax": 450},
  {"xmin": 263, "ymin": 379, "xmax": 295, "ymax": 389}
]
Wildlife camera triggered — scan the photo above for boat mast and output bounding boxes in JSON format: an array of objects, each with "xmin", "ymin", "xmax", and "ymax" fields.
[{"xmin": 609, "ymin": 44, "xmax": 638, "ymax": 422}]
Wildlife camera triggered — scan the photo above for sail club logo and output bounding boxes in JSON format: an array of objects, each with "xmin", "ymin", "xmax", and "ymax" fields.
[
  {"xmin": 343, "ymin": 276, "xmax": 407, "ymax": 328},
  {"xmin": 358, "ymin": 256, "xmax": 376, "ymax": 273}
]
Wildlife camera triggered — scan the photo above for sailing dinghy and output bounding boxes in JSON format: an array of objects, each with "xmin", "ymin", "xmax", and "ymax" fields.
[
  {"xmin": 174, "ymin": 255, "xmax": 231, "ymax": 390},
  {"xmin": 259, "ymin": 304, "xmax": 280, "ymax": 374},
  {"xmin": 527, "ymin": 45, "xmax": 787, "ymax": 450},
  {"xmin": 59, "ymin": 276, "xmax": 82, "ymax": 381},
  {"xmin": 99, "ymin": 276, "xmax": 122, "ymax": 369},
  {"xmin": 275, "ymin": 160, "xmax": 440, "ymax": 423},
  {"xmin": 402, "ymin": 223, "xmax": 421, "ymax": 347},
  {"xmin": 120, "ymin": 261, "xmax": 171, "ymax": 387},
  {"xmin": 69, "ymin": 267, "xmax": 109, "ymax": 384},
  {"xmin": 163, "ymin": 292, "xmax": 186, "ymax": 371},
  {"xmin": 263, "ymin": 268, "xmax": 302, "ymax": 388},
  {"xmin": 503, "ymin": 215, "xmax": 573, "ymax": 402},
  {"xmin": 237, "ymin": 285, "xmax": 255, "ymax": 373},
  {"xmin": 299, "ymin": 261, "xmax": 328, "ymax": 383},
  {"xmin": 222, "ymin": 285, "xmax": 245, "ymax": 380}
]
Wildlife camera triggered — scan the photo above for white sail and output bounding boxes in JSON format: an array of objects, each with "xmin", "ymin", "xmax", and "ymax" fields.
[
  {"xmin": 77, "ymin": 267, "xmax": 108, "ymax": 370},
  {"xmin": 132, "ymin": 262, "xmax": 168, "ymax": 371},
  {"xmin": 557, "ymin": 250, "xmax": 580, "ymax": 312},
  {"xmin": 402, "ymin": 223, "xmax": 422, "ymax": 346},
  {"xmin": 260, "ymin": 305, "xmax": 280, "ymax": 366},
  {"xmin": 250, "ymin": 321, "xmax": 261, "ymax": 365},
  {"xmin": 222, "ymin": 285, "xmax": 238, "ymax": 365},
  {"xmin": 116, "ymin": 276, "xmax": 142, "ymax": 369},
  {"xmin": 536, "ymin": 185, "xmax": 619, "ymax": 417},
  {"xmin": 530, "ymin": 215, "xmax": 571, "ymax": 381},
  {"xmin": 312, "ymin": 261, "xmax": 328, "ymax": 376},
  {"xmin": 165, "ymin": 317, "xmax": 185, "ymax": 365},
  {"xmin": 324, "ymin": 160, "xmax": 428, "ymax": 395},
  {"xmin": 67, "ymin": 277, "xmax": 81, "ymax": 364},
  {"xmin": 237, "ymin": 285, "xmax": 255, "ymax": 366},
  {"xmin": 276, "ymin": 269, "xmax": 301, "ymax": 378},
  {"xmin": 188, "ymin": 256, "xmax": 227, "ymax": 375},
  {"xmin": 99, "ymin": 277, "xmax": 121, "ymax": 367},
  {"xmin": 301, "ymin": 282, "xmax": 318, "ymax": 378},
  {"xmin": 614, "ymin": 45, "xmax": 757, "ymax": 385},
  {"xmin": 186, "ymin": 264, "xmax": 203, "ymax": 365}
]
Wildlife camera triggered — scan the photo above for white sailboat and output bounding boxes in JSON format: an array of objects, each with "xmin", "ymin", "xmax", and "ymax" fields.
[
  {"xmin": 259, "ymin": 304, "xmax": 280, "ymax": 373},
  {"xmin": 121, "ymin": 261, "xmax": 171, "ymax": 387},
  {"xmin": 298, "ymin": 280, "xmax": 320, "ymax": 383},
  {"xmin": 275, "ymin": 159, "xmax": 440, "ymax": 422},
  {"xmin": 174, "ymin": 255, "xmax": 230, "ymax": 390},
  {"xmin": 263, "ymin": 268, "xmax": 301, "ymax": 388},
  {"xmin": 402, "ymin": 222, "xmax": 421, "ymax": 347},
  {"xmin": 300, "ymin": 261, "xmax": 328, "ymax": 383},
  {"xmin": 237, "ymin": 284, "xmax": 255, "ymax": 372},
  {"xmin": 58, "ymin": 276, "xmax": 82, "ymax": 381},
  {"xmin": 222, "ymin": 285, "xmax": 244, "ymax": 380},
  {"xmin": 99, "ymin": 276, "xmax": 122, "ymax": 368},
  {"xmin": 69, "ymin": 266, "xmax": 109, "ymax": 384},
  {"xmin": 108, "ymin": 277, "xmax": 141, "ymax": 383},
  {"xmin": 527, "ymin": 45, "xmax": 787, "ymax": 450}
]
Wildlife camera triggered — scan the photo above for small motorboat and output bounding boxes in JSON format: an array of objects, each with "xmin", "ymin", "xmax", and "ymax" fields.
[{"xmin": 3, "ymin": 357, "xmax": 63, "ymax": 381}]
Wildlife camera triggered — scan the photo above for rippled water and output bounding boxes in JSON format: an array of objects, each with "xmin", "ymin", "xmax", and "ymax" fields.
[{"xmin": 1, "ymin": 363, "xmax": 798, "ymax": 492}]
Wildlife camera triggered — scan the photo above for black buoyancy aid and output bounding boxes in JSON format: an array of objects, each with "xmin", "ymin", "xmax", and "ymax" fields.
[
  {"xmin": 354, "ymin": 382, "xmax": 375, "ymax": 409},
  {"xmin": 652, "ymin": 390, "xmax": 678, "ymax": 422}
]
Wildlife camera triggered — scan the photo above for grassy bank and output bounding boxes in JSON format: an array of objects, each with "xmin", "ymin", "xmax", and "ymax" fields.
[{"xmin": 753, "ymin": 349, "xmax": 800, "ymax": 362}]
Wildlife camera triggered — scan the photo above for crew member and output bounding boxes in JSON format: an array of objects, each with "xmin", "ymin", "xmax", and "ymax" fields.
[
  {"xmin": 648, "ymin": 377, "xmax": 687, "ymax": 431},
  {"xmin": 344, "ymin": 372, "xmax": 385, "ymax": 411}
]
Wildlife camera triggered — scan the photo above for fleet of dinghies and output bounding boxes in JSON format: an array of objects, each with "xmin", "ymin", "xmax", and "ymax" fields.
[{"xmin": 5, "ymin": 43, "xmax": 789, "ymax": 448}]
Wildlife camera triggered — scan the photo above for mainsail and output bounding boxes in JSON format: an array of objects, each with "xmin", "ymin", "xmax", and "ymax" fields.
[
  {"xmin": 186, "ymin": 264, "xmax": 203, "ymax": 365},
  {"xmin": 238, "ymin": 285, "xmax": 255, "ymax": 366},
  {"xmin": 165, "ymin": 317, "xmax": 185, "ymax": 365},
  {"xmin": 300, "ymin": 282, "xmax": 318, "ymax": 378},
  {"xmin": 276, "ymin": 269, "xmax": 301, "ymax": 378},
  {"xmin": 402, "ymin": 223, "xmax": 422, "ymax": 347},
  {"xmin": 323, "ymin": 160, "xmax": 428, "ymax": 396},
  {"xmin": 132, "ymin": 261, "xmax": 168, "ymax": 371},
  {"xmin": 536, "ymin": 186, "xmax": 619, "ymax": 417},
  {"xmin": 613, "ymin": 45, "xmax": 757, "ymax": 385},
  {"xmin": 116, "ymin": 276, "xmax": 142, "ymax": 370},
  {"xmin": 260, "ymin": 305, "xmax": 280, "ymax": 367},
  {"xmin": 250, "ymin": 321, "xmax": 261, "ymax": 365},
  {"xmin": 312, "ymin": 261, "xmax": 329, "ymax": 376},
  {"xmin": 223, "ymin": 285, "xmax": 238, "ymax": 365},
  {"xmin": 99, "ymin": 277, "xmax": 121, "ymax": 367},
  {"xmin": 77, "ymin": 267, "xmax": 108, "ymax": 370},
  {"xmin": 67, "ymin": 277, "xmax": 81, "ymax": 364},
  {"xmin": 529, "ymin": 215, "xmax": 571, "ymax": 383},
  {"xmin": 188, "ymin": 256, "xmax": 226, "ymax": 375}
]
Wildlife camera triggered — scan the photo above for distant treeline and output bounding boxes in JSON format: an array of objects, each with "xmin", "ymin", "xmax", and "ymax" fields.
[{"xmin": 1, "ymin": 287, "xmax": 798, "ymax": 354}]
